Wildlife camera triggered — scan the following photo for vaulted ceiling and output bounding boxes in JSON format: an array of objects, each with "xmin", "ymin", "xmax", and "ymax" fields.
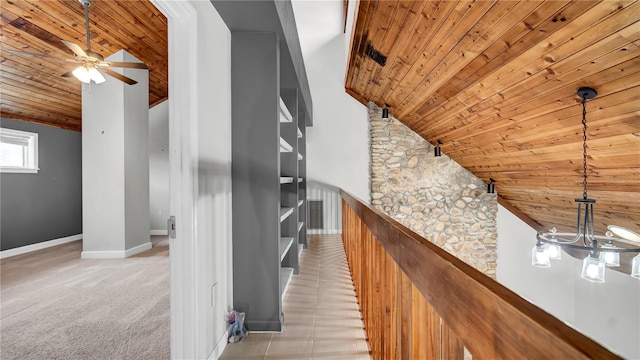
[
  {"xmin": 0, "ymin": 0, "xmax": 167, "ymax": 131},
  {"xmin": 345, "ymin": 0, "xmax": 640, "ymax": 238},
  {"xmin": 1, "ymin": 0, "xmax": 638, "ymax": 243}
]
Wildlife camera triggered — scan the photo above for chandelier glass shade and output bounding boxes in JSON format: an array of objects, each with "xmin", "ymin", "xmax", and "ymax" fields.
[{"xmin": 532, "ymin": 87, "xmax": 640, "ymax": 282}]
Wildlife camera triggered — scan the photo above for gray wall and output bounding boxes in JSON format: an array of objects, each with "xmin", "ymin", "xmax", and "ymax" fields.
[{"xmin": 1, "ymin": 118, "xmax": 82, "ymax": 251}]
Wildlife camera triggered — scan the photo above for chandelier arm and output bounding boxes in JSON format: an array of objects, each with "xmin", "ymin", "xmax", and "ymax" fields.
[
  {"xmin": 536, "ymin": 235, "xmax": 640, "ymax": 253},
  {"xmin": 533, "ymin": 87, "xmax": 640, "ymax": 281},
  {"xmin": 588, "ymin": 203, "xmax": 595, "ymax": 243},
  {"xmin": 581, "ymin": 94, "xmax": 589, "ymax": 200}
]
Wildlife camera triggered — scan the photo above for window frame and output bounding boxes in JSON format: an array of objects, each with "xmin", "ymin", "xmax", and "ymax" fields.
[{"xmin": 0, "ymin": 127, "xmax": 39, "ymax": 174}]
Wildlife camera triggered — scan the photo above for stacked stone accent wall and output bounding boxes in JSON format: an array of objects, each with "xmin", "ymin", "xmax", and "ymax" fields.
[{"xmin": 369, "ymin": 103, "xmax": 498, "ymax": 278}]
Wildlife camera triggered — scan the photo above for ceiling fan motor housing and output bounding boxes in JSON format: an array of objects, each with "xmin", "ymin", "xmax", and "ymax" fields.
[{"xmin": 84, "ymin": 50, "xmax": 104, "ymax": 63}]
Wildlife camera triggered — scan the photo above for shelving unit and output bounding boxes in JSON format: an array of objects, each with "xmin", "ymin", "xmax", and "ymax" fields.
[
  {"xmin": 279, "ymin": 89, "xmax": 301, "ymax": 304},
  {"xmin": 297, "ymin": 114, "xmax": 308, "ymax": 250},
  {"xmin": 280, "ymin": 267, "xmax": 294, "ymax": 299},
  {"xmin": 279, "ymin": 137, "xmax": 293, "ymax": 153},
  {"xmin": 280, "ymin": 207, "xmax": 294, "ymax": 222},
  {"xmin": 231, "ymin": 32, "xmax": 309, "ymax": 333},
  {"xmin": 280, "ymin": 176, "xmax": 294, "ymax": 184},
  {"xmin": 280, "ymin": 237, "xmax": 294, "ymax": 261}
]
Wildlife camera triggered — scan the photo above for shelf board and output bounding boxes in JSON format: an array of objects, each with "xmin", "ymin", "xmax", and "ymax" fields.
[
  {"xmin": 297, "ymin": 153, "xmax": 303, "ymax": 160},
  {"xmin": 279, "ymin": 137, "xmax": 293, "ymax": 153},
  {"xmin": 298, "ymin": 244, "xmax": 303, "ymax": 257},
  {"xmin": 280, "ymin": 207, "xmax": 294, "ymax": 222},
  {"xmin": 298, "ymin": 222, "xmax": 304, "ymax": 232},
  {"xmin": 298, "ymin": 177, "xmax": 304, "ymax": 183},
  {"xmin": 279, "ymin": 98, "xmax": 293, "ymax": 123},
  {"xmin": 280, "ymin": 176, "xmax": 294, "ymax": 184},
  {"xmin": 298, "ymin": 199, "xmax": 304, "ymax": 207},
  {"xmin": 280, "ymin": 267, "xmax": 294, "ymax": 299},
  {"xmin": 280, "ymin": 237, "xmax": 294, "ymax": 262},
  {"xmin": 297, "ymin": 127, "xmax": 303, "ymax": 138}
]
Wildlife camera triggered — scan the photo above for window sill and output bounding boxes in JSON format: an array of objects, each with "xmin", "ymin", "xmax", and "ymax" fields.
[{"xmin": 0, "ymin": 168, "xmax": 39, "ymax": 174}]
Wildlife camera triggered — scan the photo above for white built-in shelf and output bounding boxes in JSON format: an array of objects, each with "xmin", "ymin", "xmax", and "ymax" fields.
[
  {"xmin": 280, "ymin": 237, "xmax": 294, "ymax": 262},
  {"xmin": 298, "ymin": 177, "xmax": 304, "ymax": 183},
  {"xmin": 279, "ymin": 98, "xmax": 293, "ymax": 123},
  {"xmin": 280, "ymin": 207, "xmax": 294, "ymax": 222},
  {"xmin": 297, "ymin": 153, "xmax": 303, "ymax": 160},
  {"xmin": 298, "ymin": 222, "xmax": 304, "ymax": 232},
  {"xmin": 298, "ymin": 244, "xmax": 303, "ymax": 257},
  {"xmin": 280, "ymin": 176, "xmax": 294, "ymax": 184},
  {"xmin": 280, "ymin": 137, "xmax": 293, "ymax": 153},
  {"xmin": 280, "ymin": 267, "xmax": 294, "ymax": 298},
  {"xmin": 297, "ymin": 127, "xmax": 303, "ymax": 138},
  {"xmin": 298, "ymin": 199, "xmax": 304, "ymax": 207}
]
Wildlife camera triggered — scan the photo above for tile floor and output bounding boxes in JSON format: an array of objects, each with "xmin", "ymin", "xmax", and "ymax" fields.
[{"xmin": 220, "ymin": 234, "xmax": 371, "ymax": 360}]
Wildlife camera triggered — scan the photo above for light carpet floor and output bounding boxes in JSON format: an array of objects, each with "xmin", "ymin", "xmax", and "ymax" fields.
[{"xmin": 0, "ymin": 236, "xmax": 170, "ymax": 360}]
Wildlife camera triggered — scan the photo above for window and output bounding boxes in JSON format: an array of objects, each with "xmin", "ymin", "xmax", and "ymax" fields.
[{"xmin": 0, "ymin": 128, "xmax": 39, "ymax": 173}]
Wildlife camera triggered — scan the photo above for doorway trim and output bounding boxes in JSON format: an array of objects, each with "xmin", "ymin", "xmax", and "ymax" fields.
[{"xmin": 149, "ymin": 1, "xmax": 199, "ymax": 358}]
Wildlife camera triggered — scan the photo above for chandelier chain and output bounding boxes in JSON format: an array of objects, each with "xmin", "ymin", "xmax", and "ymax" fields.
[{"xmin": 581, "ymin": 96, "xmax": 588, "ymax": 200}]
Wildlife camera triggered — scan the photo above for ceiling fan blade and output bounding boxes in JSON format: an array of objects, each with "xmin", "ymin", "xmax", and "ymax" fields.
[
  {"xmin": 61, "ymin": 71, "xmax": 74, "ymax": 78},
  {"xmin": 101, "ymin": 67, "xmax": 138, "ymax": 85},
  {"xmin": 7, "ymin": 49, "xmax": 52, "ymax": 58},
  {"xmin": 101, "ymin": 61, "xmax": 149, "ymax": 69},
  {"xmin": 61, "ymin": 40, "xmax": 88, "ymax": 58}
]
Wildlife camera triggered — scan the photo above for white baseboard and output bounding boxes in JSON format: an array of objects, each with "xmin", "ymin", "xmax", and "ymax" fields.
[
  {"xmin": 81, "ymin": 241, "xmax": 152, "ymax": 259},
  {"xmin": 307, "ymin": 229, "xmax": 342, "ymax": 235},
  {"xmin": 150, "ymin": 229, "xmax": 168, "ymax": 236},
  {"xmin": 1, "ymin": 234, "xmax": 83, "ymax": 259},
  {"xmin": 208, "ymin": 325, "xmax": 233, "ymax": 359}
]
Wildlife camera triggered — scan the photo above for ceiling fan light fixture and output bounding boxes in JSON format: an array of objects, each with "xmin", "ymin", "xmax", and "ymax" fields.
[
  {"xmin": 72, "ymin": 66, "xmax": 91, "ymax": 84},
  {"xmin": 89, "ymin": 67, "xmax": 106, "ymax": 84}
]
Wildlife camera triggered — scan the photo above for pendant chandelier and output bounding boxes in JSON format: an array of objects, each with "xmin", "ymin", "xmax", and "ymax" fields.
[{"xmin": 532, "ymin": 87, "xmax": 640, "ymax": 282}]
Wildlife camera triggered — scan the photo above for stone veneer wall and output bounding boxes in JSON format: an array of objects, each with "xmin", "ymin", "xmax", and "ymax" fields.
[{"xmin": 369, "ymin": 103, "xmax": 498, "ymax": 278}]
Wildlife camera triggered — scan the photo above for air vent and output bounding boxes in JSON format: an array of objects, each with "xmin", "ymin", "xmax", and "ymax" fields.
[
  {"xmin": 309, "ymin": 200, "xmax": 324, "ymax": 229},
  {"xmin": 366, "ymin": 44, "xmax": 387, "ymax": 66}
]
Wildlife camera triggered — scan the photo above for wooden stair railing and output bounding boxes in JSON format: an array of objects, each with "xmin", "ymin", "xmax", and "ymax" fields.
[{"xmin": 341, "ymin": 190, "xmax": 620, "ymax": 360}]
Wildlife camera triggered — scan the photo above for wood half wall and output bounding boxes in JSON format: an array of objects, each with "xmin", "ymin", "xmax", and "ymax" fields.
[{"xmin": 341, "ymin": 189, "xmax": 620, "ymax": 359}]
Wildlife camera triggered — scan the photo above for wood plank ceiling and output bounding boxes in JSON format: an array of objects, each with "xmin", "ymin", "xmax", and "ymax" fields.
[
  {"xmin": 346, "ymin": 1, "xmax": 639, "ymax": 238},
  {"xmin": 0, "ymin": 0, "xmax": 168, "ymax": 131}
]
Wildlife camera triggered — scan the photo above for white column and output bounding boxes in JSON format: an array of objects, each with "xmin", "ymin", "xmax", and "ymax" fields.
[{"xmin": 81, "ymin": 50, "xmax": 151, "ymax": 258}]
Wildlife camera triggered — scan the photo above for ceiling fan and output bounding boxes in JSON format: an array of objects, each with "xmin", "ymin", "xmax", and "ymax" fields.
[{"xmin": 8, "ymin": 0, "xmax": 148, "ymax": 85}]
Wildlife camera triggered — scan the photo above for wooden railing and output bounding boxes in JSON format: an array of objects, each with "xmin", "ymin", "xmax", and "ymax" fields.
[{"xmin": 341, "ymin": 190, "xmax": 620, "ymax": 360}]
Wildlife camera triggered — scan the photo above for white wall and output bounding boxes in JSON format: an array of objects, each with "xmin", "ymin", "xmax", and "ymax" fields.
[
  {"xmin": 149, "ymin": 100, "xmax": 169, "ymax": 233},
  {"xmin": 497, "ymin": 205, "xmax": 640, "ymax": 359},
  {"xmin": 82, "ymin": 50, "xmax": 150, "ymax": 257},
  {"xmin": 293, "ymin": 0, "xmax": 370, "ymax": 203},
  {"xmin": 191, "ymin": 1, "xmax": 233, "ymax": 358}
]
